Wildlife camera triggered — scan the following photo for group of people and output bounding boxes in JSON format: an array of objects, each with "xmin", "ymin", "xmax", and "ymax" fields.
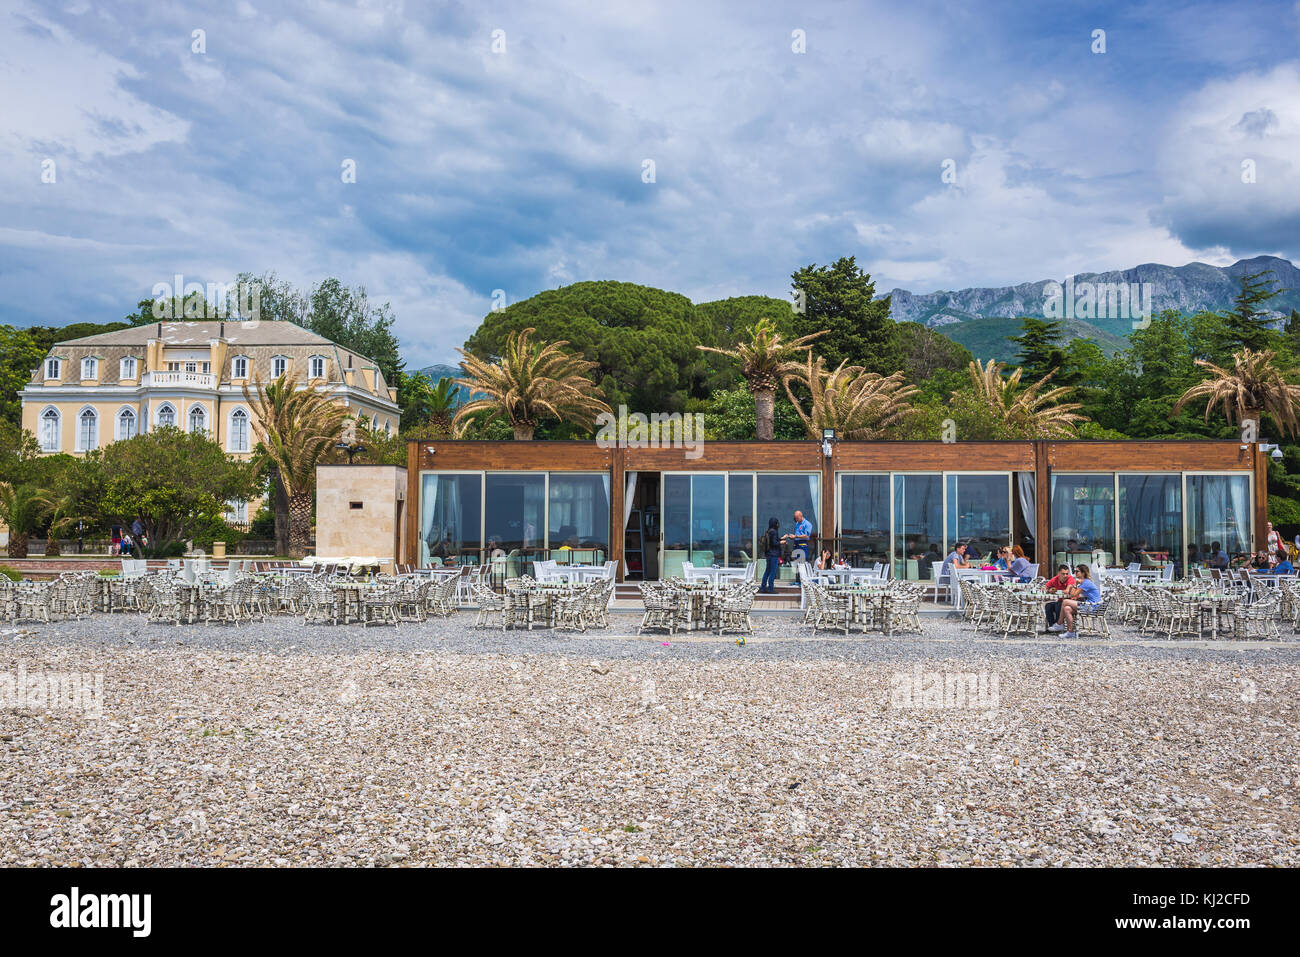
[
  {"xmin": 111, "ymin": 518, "xmax": 147, "ymax": 557},
  {"xmin": 941, "ymin": 541, "xmax": 1034, "ymax": 583},
  {"xmin": 759, "ymin": 510, "xmax": 813, "ymax": 593},
  {"xmin": 1041, "ymin": 563, "xmax": 1103, "ymax": 639}
]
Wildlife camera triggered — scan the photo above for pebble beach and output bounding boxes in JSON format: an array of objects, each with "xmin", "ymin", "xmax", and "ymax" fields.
[{"xmin": 3, "ymin": 613, "xmax": 1298, "ymax": 866}]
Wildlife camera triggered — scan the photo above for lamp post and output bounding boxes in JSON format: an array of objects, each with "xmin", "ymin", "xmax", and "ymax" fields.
[{"xmin": 335, "ymin": 441, "xmax": 366, "ymax": 464}]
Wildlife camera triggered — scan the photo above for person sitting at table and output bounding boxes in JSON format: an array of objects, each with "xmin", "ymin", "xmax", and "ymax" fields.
[
  {"xmin": 1251, "ymin": 549, "xmax": 1271, "ymax": 570},
  {"xmin": 1009, "ymin": 545, "xmax": 1033, "ymax": 583},
  {"xmin": 992, "ymin": 546, "xmax": 1011, "ymax": 572},
  {"xmin": 939, "ymin": 542, "xmax": 969, "ymax": 584},
  {"xmin": 1273, "ymin": 549, "xmax": 1294, "ymax": 575},
  {"xmin": 965, "ymin": 542, "xmax": 983, "ymax": 562},
  {"xmin": 917, "ymin": 542, "xmax": 942, "ymax": 580},
  {"xmin": 815, "ymin": 547, "xmax": 834, "ymax": 570},
  {"xmin": 1043, "ymin": 564, "xmax": 1075, "ymax": 630},
  {"xmin": 1054, "ymin": 564, "xmax": 1101, "ymax": 639},
  {"xmin": 1209, "ymin": 541, "xmax": 1230, "ymax": 570}
]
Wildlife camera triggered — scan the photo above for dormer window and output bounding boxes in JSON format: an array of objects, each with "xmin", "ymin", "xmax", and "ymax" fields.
[
  {"xmin": 44, "ymin": 358, "xmax": 61, "ymax": 380},
  {"xmin": 120, "ymin": 357, "xmax": 137, "ymax": 380},
  {"xmin": 232, "ymin": 356, "xmax": 248, "ymax": 379},
  {"xmin": 272, "ymin": 356, "xmax": 288, "ymax": 378},
  {"xmin": 309, "ymin": 355, "xmax": 326, "ymax": 379},
  {"xmin": 81, "ymin": 357, "xmax": 98, "ymax": 380}
]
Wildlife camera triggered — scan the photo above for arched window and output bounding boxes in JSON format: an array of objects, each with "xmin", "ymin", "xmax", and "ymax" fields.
[
  {"xmin": 229, "ymin": 408, "xmax": 250, "ymax": 452},
  {"xmin": 156, "ymin": 404, "xmax": 176, "ymax": 429},
  {"xmin": 117, "ymin": 408, "xmax": 137, "ymax": 440},
  {"xmin": 78, "ymin": 408, "xmax": 98, "ymax": 451},
  {"xmin": 188, "ymin": 405, "xmax": 207, "ymax": 434},
  {"xmin": 40, "ymin": 407, "xmax": 60, "ymax": 452}
]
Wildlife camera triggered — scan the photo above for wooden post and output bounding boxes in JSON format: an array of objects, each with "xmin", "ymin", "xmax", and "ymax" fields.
[
  {"xmin": 405, "ymin": 439, "xmax": 420, "ymax": 566},
  {"xmin": 1254, "ymin": 442, "xmax": 1268, "ymax": 553},
  {"xmin": 610, "ymin": 446, "xmax": 625, "ymax": 582},
  {"xmin": 821, "ymin": 441, "xmax": 835, "ymax": 554},
  {"xmin": 1035, "ymin": 439, "xmax": 1051, "ymax": 566}
]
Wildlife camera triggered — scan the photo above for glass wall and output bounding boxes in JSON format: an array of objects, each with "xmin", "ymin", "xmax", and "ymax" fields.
[
  {"xmin": 757, "ymin": 473, "xmax": 819, "ymax": 557},
  {"xmin": 1119, "ymin": 474, "xmax": 1182, "ymax": 569},
  {"xmin": 420, "ymin": 473, "xmax": 483, "ymax": 566},
  {"xmin": 946, "ymin": 474, "xmax": 1010, "ymax": 562},
  {"xmin": 1186, "ymin": 474, "xmax": 1251, "ymax": 566},
  {"xmin": 662, "ymin": 471, "xmax": 819, "ymax": 576},
  {"xmin": 894, "ymin": 474, "xmax": 943, "ymax": 580},
  {"xmin": 421, "ymin": 471, "xmax": 611, "ymax": 572},
  {"xmin": 838, "ymin": 474, "xmax": 890, "ymax": 565},
  {"xmin": 547, "ymin": 473, "xmax": 611, "ymax": 559},
  {"xmin": 485, "ymin": 473, "xmax": 546, "ymax": 556},
  {"xmin": 727, "ymin": 473, "xmax": 754, "ymax": 565},
  {"xmin": 1049, "ymin": 473, "xmax": 1116, "ymax": 568}
]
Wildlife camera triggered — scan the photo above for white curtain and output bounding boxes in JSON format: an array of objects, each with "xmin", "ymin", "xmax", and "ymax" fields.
[
  {"xmin": 807, "ymin": 474, "xmax": 818, "ymax": 526},
  {"xmin": 1017, "ymin": 472, "xmax": 1036, "ymax": 542},
  {"xmin": 623, "ymin": 471, "xmax": 638, "ymax": 531},
  {"xmin": 1228, "ymin": 476, "xmax": 1250, "ymax": 554},
  {"xmin": 422, "ymin": 475, "xmax": 440, "ymax": 566}
]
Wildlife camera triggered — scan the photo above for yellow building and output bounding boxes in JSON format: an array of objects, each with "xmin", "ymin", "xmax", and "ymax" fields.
[{"xmin": 19, "ymin": 320, "xmax": 401, "ymax": 523}]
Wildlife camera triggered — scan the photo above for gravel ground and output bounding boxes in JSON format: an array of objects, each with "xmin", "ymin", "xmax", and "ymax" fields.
[{"xmin": 2, "ymin": 612, "xmax": 1298, "ymax": 866}]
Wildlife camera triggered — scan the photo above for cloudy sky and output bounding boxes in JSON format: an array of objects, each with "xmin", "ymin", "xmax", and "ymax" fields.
[{"xmin": 3, "ymin": 0, "xmax": 1299, "ymax": 366}]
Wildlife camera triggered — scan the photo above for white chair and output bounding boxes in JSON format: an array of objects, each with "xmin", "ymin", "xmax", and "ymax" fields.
[
  {"xmin": 925, "ymin": 566, "xmax": 952, "ymax": 604},
  {"xmin": 1127, "ymin": 562, "xmax": 1141, "ymax": 572},
  {"xmin": 743, "ymin": 561, "xmax": 757, "ymax": 582},
  {"xmin": 1024, "ymin": 563, "xmax": 1040, "ymax": 579},
  {"xmin": 1161, "ymin": 564, "xmax": 1175, "ymax": 581},
  {"xmin": 601, "ymin": 560, "xmax": 618, "ymax": 581},
  {"xmin": 681, "ymin": 561, "xmax": 695, "ymax": 581}
]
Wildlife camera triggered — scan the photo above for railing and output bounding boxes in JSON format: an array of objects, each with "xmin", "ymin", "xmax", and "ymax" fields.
[{"xmin": 143, "ymin": 371, "xmax": 217, "ymax": 389}]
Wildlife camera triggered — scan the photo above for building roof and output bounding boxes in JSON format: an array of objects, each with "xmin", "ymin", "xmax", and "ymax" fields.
[{"xmin": 56, "ymin": 321, "xmax": 335, "ymax": 348}]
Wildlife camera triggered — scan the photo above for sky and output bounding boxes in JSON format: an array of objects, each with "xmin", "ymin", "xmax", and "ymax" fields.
[{"xmin": 2, "ymin": 0, "xmax": 1299, "ymax": 366}]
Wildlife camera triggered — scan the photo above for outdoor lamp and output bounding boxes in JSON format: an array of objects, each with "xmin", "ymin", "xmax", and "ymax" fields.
[
  {"xmin": 335, "ymin": 440, "xmax": 366, "ymax": 464},
  {"xmin": 821, "ymin": 428, "xmax": 836, "ymax": 459}
]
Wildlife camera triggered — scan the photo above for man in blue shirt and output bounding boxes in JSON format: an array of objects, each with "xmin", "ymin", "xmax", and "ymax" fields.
[{"xmin": 782, "ymin": 510, "xmax": 813, "ymax": 560}]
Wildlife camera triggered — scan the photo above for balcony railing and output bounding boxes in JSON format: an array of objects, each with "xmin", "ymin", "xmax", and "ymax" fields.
[{"xmin": 142, "ymin": 371, "xmax": 217, "ymax": 389}]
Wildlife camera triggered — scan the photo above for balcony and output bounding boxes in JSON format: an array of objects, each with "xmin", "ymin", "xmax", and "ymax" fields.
[{"xmin": 143, "ymin": 370, "xmax": 218, "ymax": 389}]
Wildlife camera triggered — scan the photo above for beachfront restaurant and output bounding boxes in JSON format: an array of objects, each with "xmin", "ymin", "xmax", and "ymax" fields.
[{"xmin": 404, "ymin": 439, "xmax": 1265, "ymax": 581}]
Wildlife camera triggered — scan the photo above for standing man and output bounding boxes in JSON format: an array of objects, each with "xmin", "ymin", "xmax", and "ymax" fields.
[{"xmin": 782, "ymin": 509, "xmax": 813, "ymax": 561}]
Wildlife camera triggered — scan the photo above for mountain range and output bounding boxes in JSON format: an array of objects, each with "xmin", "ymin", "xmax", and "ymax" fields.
[{"xmin": 885, "ymin": 255, "xmax": 1300, "ymax": 362}]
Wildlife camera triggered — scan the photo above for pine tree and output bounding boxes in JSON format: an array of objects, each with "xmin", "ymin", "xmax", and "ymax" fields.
[
  {"xmin": 790, "ymin": 257, "xmax": 898, "ymax": 375},
  {"xmin": 1220, "ymin": 270, "xmax": 1282, "ymax": 353}
]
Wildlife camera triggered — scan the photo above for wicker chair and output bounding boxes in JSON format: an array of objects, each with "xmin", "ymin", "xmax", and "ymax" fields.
[
  {"xmin": 715, "ymin": 581, "xmax": 759, "ymax": 636},
  {"xmin": 303, "ymin": 581, "xmax": 341, "ymax": 625},
  {"xmin": 1234, "ymin": 593, "xmax": 1281, "ymax": 640},
  {"xmin": 1074, "ymin": 599, "xmax": 1110, "ymax": 638},
  {"xmin": 502, "ymin": 580, "xmax": 534, "ymax": 631},
  {"xmin": 14, "ymin": 582, "xmax": 54, "ymax": 624},
  {"xmin": 809, "ymin": 583, "xmax": 852, "ymax": 635},
  {"xmin": 361, "ymin": 583, "xmax": 401, "ymax": 626},
  {"xmin": 147, "ymin": 580, "xmax": 184, "ymax": 625},
  {"xmin": 472, "ymin": 581, "xmax": 505, "ymax": 628},
  {"xmin": 637, "ymin": 581, "xmax": 679, "ymax": 635},
  {"xmin": 427, "ymin": 575, "xmax": 460, "ymax": 618},
  {"xmin": 881, "ymin": 582, "xmax": 923, "ymax": 637}
]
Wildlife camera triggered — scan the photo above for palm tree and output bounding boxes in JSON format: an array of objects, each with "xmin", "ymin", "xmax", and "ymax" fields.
[
  {"xmin": 243, "ymin": 372, "xmax": 349, "ymax": 557},
  {"xmin": 401, "ymin": 371, "xmax": 461, "ymax": 437},
  {"xmin": 1172, "ymin": 348, "xmax": 1300, "ymax": 438},
  {"xmin": 453, "ymin": 328, "xmax": 611, "ymax": 439},
  {"xmin": 0, "ymin": 483, "xmax": 49, "ymax": 559},
  {"xmin": 782, "ymin": 353, "xmax": 919, "ymax": 439},
  {"xmin": 38, "ymin": 490, "xmax": 89, "ymax": 558},
  {"xmin": 696, "ymin": 318, "xmax": 824, "ymax": 439},
  {"xmin": 962, "ymin": 359, "xmax": 1085, "ymax": 438}
]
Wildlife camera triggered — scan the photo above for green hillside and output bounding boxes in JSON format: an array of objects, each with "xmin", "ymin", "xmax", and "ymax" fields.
[{"xmin": 936, "ymin": 316, "xmax": 1127, "ymax": 363}]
